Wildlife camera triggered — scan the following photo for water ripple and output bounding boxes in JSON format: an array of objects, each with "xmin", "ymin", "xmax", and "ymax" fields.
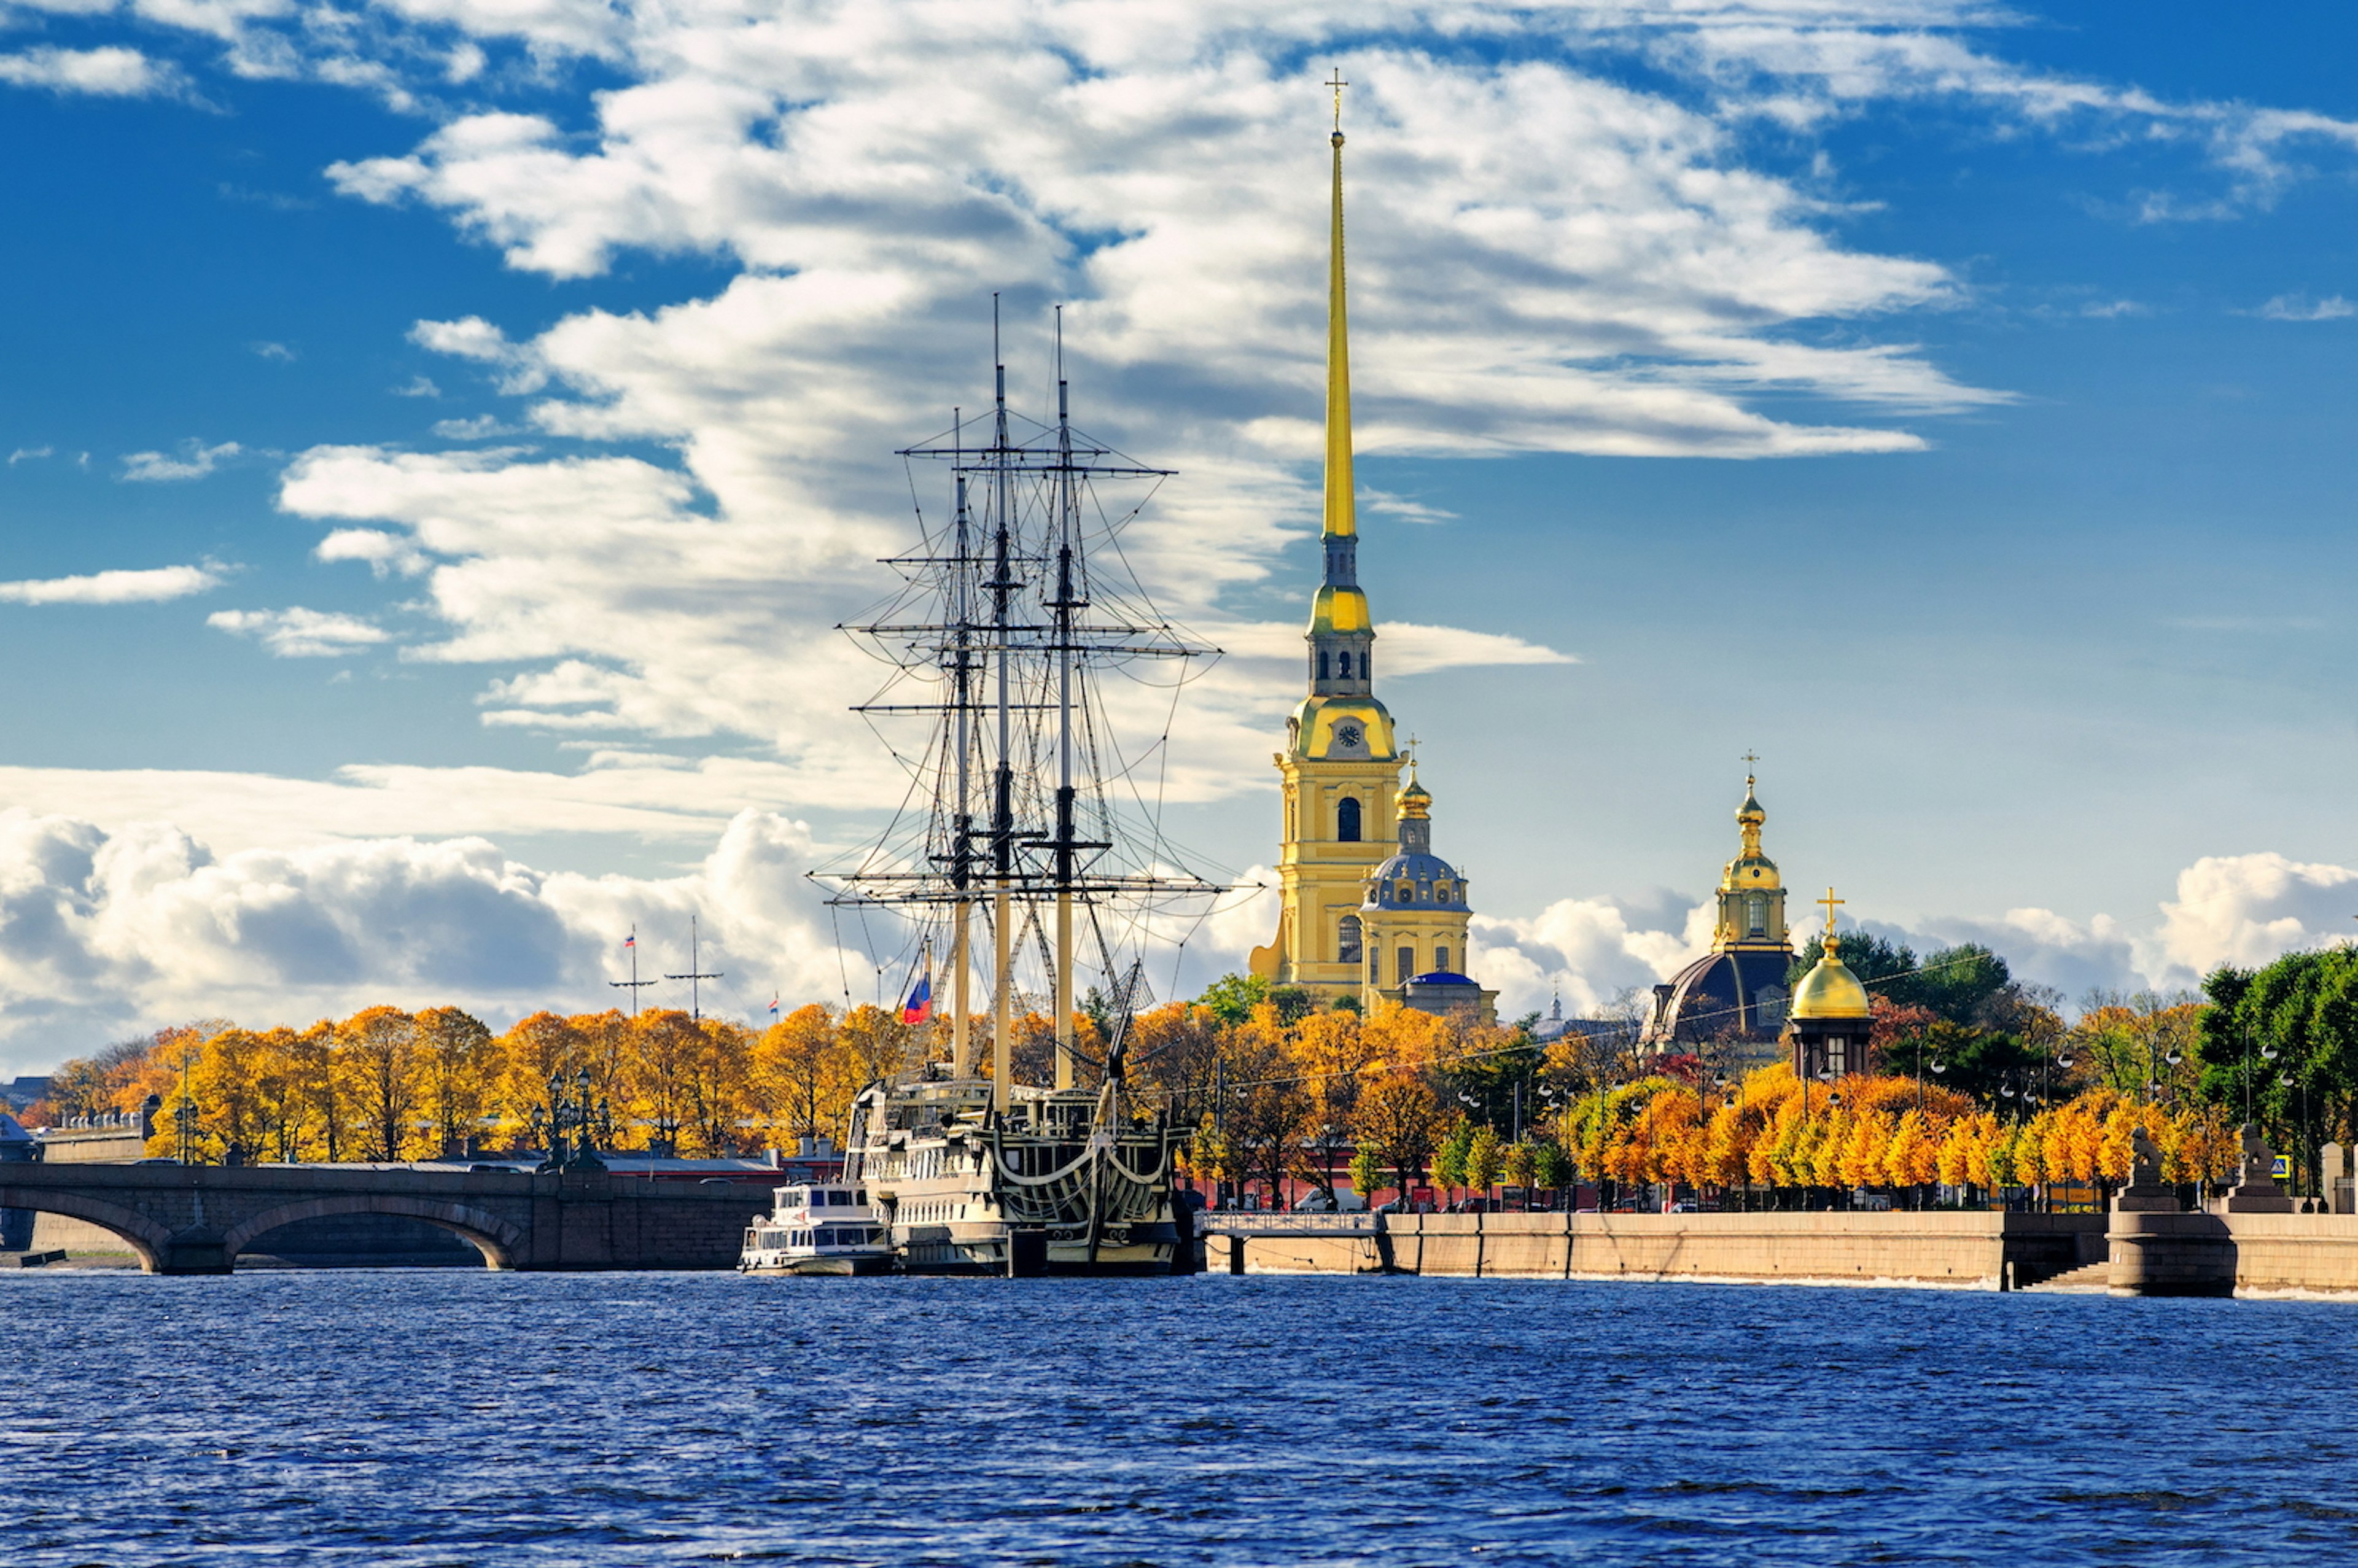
[{"xmin": 7, "ymin": 1271, "xmax": 2358, "ymax": 1564}]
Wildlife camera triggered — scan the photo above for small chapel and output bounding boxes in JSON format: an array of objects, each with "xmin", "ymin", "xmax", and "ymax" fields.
[{"xmin": 1247, "ymin": 91, "xmax": 1496, "ymax": 1023}]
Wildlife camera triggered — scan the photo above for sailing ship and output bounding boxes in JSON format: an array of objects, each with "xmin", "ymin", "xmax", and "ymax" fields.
[{"xmin": 814, "ymin": 308, "xmax": 1226, "ymax": 1276}]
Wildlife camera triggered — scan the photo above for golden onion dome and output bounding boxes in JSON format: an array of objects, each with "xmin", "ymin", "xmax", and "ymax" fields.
[{"xmin": 1791, "ymin": 936, "xmax": 1872, "ymax": 1020}]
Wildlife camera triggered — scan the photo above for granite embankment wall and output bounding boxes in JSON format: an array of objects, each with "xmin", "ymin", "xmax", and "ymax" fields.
[
  {"xmin": 1218, "ymin": 1212, "xmax": 2103, "ymax": 1290},
  {"xmin": 1213, "ymin": 1210, "xmax": 2358, "ymax": 1297},
  {"xmin": 2206, "ymin": 1213, "xmax": 2358, "ymax": 1297}
]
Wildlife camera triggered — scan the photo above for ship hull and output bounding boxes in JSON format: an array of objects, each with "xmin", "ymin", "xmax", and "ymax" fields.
[
  {"xmin": 742, "ymin": 1254, "xmax": 892, "ymax": 1277},
  {"xmin": 845, "ymin": 1076, "xmax": 1181, "ymax": 1278}
]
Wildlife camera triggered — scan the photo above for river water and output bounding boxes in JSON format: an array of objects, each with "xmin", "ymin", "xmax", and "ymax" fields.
[{"xmin": 7, "ymin": 1270, "xmax": 2355, "ymax": 1565}]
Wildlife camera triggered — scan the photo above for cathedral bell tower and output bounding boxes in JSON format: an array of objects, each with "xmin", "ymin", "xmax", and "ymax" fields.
[
  {"xmin": 1248, "ymin": 77, "xmax": 1408, "ymax": 1004},
  {"xmin": 1640, "ymin": 765, "xmax": 1799, "ymax": 1051},
  {"xmin": 1715, "ymin": 769, "xmax": 1789, "ymax": 952}
]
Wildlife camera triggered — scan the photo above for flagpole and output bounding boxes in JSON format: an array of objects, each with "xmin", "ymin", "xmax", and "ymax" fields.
[{"xmin": 609, "ymin": 925, "xmax": 657, "ymax": 1017}]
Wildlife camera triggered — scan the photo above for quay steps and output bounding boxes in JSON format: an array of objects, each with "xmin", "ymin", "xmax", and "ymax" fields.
[{"xmin": 2023, "ymin": 1260, "xmax": 2112, "ymax": 1294}]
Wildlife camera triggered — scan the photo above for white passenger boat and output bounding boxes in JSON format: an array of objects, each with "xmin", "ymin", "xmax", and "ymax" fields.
[{"xmin": 737, "ymin": 1182, "xmax": 892, "ymax": 1276}]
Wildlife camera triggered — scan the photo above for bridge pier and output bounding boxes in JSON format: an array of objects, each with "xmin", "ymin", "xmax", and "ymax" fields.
[{"xmin": 157, "ymin": 1230, "xmax": 233, "ymax": 1276}]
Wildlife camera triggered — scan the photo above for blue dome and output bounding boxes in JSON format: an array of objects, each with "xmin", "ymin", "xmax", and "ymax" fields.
[
  {"xmin": 1407, "ymin": 971, "xmax": 1476, "ymax": 986},
  {"xmin": 1364, "ymin": 852, "xmax": 1468, "ymax": 911}
]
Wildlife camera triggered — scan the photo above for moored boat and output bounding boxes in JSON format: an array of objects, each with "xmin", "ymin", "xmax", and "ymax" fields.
[{"xmin": 738, "ymin": 1182, "xmax": 892, "ymax": 1276}]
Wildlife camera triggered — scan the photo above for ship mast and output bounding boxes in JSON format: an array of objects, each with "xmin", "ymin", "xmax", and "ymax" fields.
[
  {"xmin": 1051, "ymin": 309, "xmax": 1080, "ymax": 1092},
  {"xmin": 948, "ymin": 428, "xmax": 975, "ymax": 1080},
  {"xmin": 990, "ymin": 300, "xmax": 1018, "ymax": 1111},
  {"xmin": 818, "ymin": 301, "xmax": 1224, "ymax": 1116}
]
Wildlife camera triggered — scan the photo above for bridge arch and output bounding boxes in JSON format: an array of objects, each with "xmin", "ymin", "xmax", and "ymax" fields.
[
  {"xmin": 0, "ymin": 1184, "xmax": 173, "ymax": 1271},
  {"xmin": 222, "ymin": 1196, "xmax": 525, "ymax": 1271}
]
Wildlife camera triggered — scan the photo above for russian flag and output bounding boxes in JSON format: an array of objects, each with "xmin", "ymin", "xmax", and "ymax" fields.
[
  {"xmin": 623, "ymin": 932, "xmax": 636, "ymax": 949},
  {"xmin": 900, "ymin": 962, "xmax": 933, "ymax": 1026},
  {"xmin": 767, "ymin": 994, "xmax": 780, "ymax": 1017}
]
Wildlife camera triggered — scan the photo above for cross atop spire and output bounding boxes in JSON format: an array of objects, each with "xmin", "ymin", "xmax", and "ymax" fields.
[
  {"xmin": 1817, "ymin": 887, "xmax": 1845, "ymax": 935},
  {"xmin": 1327, "ymin": 67, "xmax": 1348, "ymax": 134}
]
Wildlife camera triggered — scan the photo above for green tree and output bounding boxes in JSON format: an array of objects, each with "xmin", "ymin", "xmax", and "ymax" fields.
[
  {"xmin": 1531, "ymin": 1139, "xmax": 1570, "ymax": 1193},
  {"xmin": 1466, "ymin": 1124, "xmax": 1503, "ymax": 1200},
  {"xmin": 1197, "ymin": 973, "xmax": 1270, "ymax": 1027},
  {"xmin": 1432, "ymin": 1117, "xmax": 1473, "ymax": 1196},
  {"xmin": 1347, "ymin": 1142, "xmax": 1385, "ymax": 1206}
]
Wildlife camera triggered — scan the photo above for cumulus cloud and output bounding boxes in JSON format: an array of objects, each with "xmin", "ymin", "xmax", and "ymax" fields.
[
  {"xmin": 0, "ymin": 757, "xmax": 796, "ymax": 854},
  {"xmin": 0, "ymin": 563, "xmax": 226, "ymax": 605},
  {"xmin": 2254, "ymin": 293, "xmax": 2354, "ymax": 321},
  {"xmin": 1458, "ymin": 850, "xmax": 2358, "ymax": 1023},
  {"xmin": 315, "ymin": 527, "xmax": 432, "ymax": 577},
  {"xmin": 0, "ymin": 807, "xmax": 847, "ymax": 1078},
  {"xmin": 121, "ymin": 440, "xmax": 242, "ymax": 481},
  {"xmin": 0, "ymin": 46, "xmax": 177, "ymax": 98},
  {"xmin": 2146, "ymin": 853, "xmax": 2358, "ymax": 982},
  {"xmin": 430, "ymin": 413, "xmax": 518, "ymax": 439},
  {"xmin": 208, "ymin": 606, "xmax": 393, "ymax": 656}
]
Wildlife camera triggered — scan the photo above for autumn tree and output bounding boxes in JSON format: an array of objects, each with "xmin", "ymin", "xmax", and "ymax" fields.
[
  {"xmin": 755, "ymin": 1004, "xmax": 839, "ymax": 1144},
  {"xmin": 339, "ymin": 1006, "xmax": 424, "ymax": 1162},
  {"xmin": 681, "ymin": 1019, "xmax": 757, "ymax": 1157},
  {"xmin": 1221, "ymin": 1007, "xmax": 1311, "ymax": 1207},
  {"xmin": 1292, "ymin": 1009, "xmax": 1377, "ymax": 1201},
  {"xmin": 500, "ymin": 1012, "xmax": 588, "ymax": 1139},
  {"xmin": 1352, "ymin": 1071, "xmax": 1443, "ymax": 1203},
  {"xmin": 416, "ymin": 1006, "xmax": 495, "ymax": 1156}
]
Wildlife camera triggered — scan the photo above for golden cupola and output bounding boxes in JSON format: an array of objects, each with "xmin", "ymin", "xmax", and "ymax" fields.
[
  {"xmin": 1713, "ymin": 767, "xmax": 1789, "ymax": 952},
  {"xmin": 1790, "ymin": 896, "xmax": 1872, "ymax": 1021}
]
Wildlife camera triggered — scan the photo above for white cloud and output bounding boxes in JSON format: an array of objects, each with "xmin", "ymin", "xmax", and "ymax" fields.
[
  {"xmin": 2254, "ymin": 293, "xmax": 2354, "ymax": 322},
  {"xmin": 432, "ymin": 413, "xmax": 518, "ymax": 438},
  {"xmin": 7, "ymin": 446, "xmax": 52, "ymax": 465},
  {"xmin": 316, "ymin": 527, "xmax": 432, "ymax": 577},
  {"xmin": 208, "ymin": 606, "xmax": 393, "ymax": 656},
  {"xmin": 0, "ymin": 46, "xmax": 177, "ymax": 98},
  {"xmin": 1361, "ymin": 488, "xmax": 1457, "ymax": 524},
  {"xmin": 391, "ymin": 375, "xmax": 442, "ymax": 397},
  {"xmin": 0, "ymin": 807, "xmax": 846, "ymax": 1077},
  {"xmin": 0, "ymin": 757, "xmax": 796, "ymax": 853},
  {"xmin": 0, "ymin": 564, "xmax": 226, "ymax": 606},
  {"xmin": 251, "ymin": 340, "xmax": 297, "ymax": 361},
  {"xmin": 121, "ymin": 440, "xmax": 242, "ymax": 481},
  {"xmin": 2146, "ymin": 852, "xmax": 2358, "ymax": 982}
]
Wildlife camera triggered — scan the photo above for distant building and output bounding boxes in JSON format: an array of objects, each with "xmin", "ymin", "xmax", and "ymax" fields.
[{"xmin": 1641, "ymin": 772, "xmax": 1796, "ymax": 1055}]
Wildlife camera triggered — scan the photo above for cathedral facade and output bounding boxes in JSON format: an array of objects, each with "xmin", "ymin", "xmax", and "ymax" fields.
[{"xmin": 1247, "ymin": 102, "xmax": 1492, "ymax": 1022}]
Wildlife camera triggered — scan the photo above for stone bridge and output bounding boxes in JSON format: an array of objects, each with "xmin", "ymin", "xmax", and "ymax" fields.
[{"xmin": 0, "ymin": 1162, "xmax": 774, "ymax": 1275}]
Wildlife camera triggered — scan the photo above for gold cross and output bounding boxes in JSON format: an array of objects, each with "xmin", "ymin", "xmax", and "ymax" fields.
[
  {"xmin": 1817, "ymin": 887, "xmax": 1844, "ymax": 931},
  {"xmin": 1741, "ymin": 750, "xmax": 1759, "ymax": 771},
  {"xmin": 1328, "ymin": 68, "xmax": 1348, "ymax": 132}
]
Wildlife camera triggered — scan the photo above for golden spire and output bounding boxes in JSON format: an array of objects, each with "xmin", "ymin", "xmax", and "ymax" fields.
[{"xmin": 1323, "ymin": 66, "xmax": 1355, "ymax": 542}]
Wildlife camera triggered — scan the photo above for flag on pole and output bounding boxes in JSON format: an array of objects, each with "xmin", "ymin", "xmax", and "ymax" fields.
[
  {"xmin": 624, "ymin": 932, "xmax": 636, "ymax": 948},
  {"xmin": 768, "ymin": 994, "xmax": 780, "ymax": 1017},
  {"xmin": 900, "ymin": 948, "xmax": 933, "ymax": 1026}
]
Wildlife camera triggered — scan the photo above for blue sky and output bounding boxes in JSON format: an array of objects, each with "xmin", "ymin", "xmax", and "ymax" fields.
[{"xmin": 2, "ymin": 0, "xmax": 2356, "ymax": 1073}]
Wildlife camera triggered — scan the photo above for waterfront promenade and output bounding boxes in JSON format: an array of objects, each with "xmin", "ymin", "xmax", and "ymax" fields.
[{"xmin": 1202, "ymin": 1207, "xmax": 2358, "ymax": 1298}]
